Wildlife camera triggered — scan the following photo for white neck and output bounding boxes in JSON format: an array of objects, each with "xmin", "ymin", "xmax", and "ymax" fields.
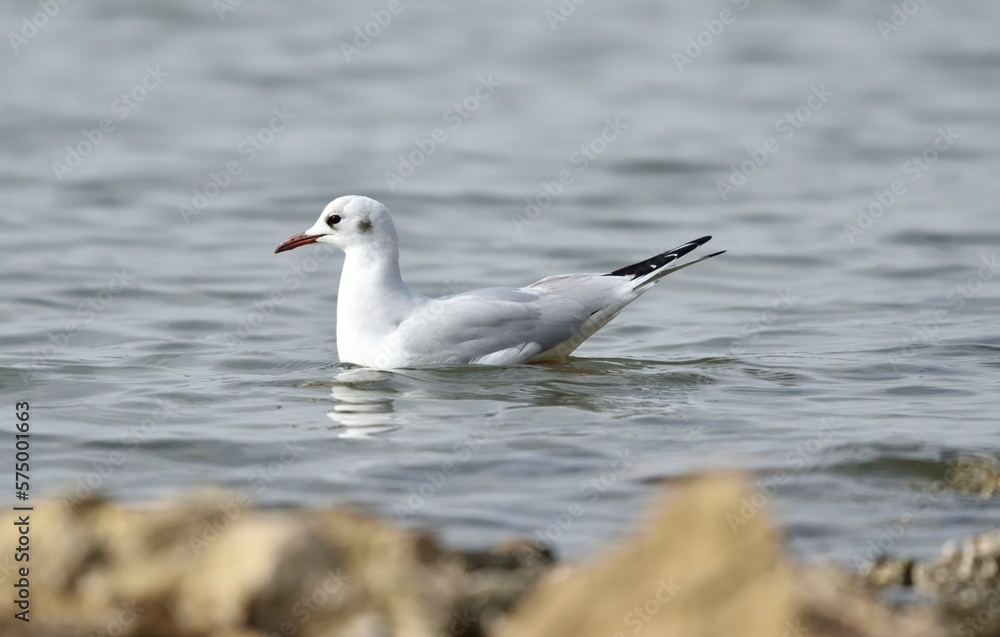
[{"xmin": 336, "ymin": 242, "xmax": 415, "ymax": 361}]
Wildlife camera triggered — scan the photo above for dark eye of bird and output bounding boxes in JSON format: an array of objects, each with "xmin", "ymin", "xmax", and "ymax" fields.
[{"xmin": 326, "ymin": 214, "xmax": 341, "ymax": 227}]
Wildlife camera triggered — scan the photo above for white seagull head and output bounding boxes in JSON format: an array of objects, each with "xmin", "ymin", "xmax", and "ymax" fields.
[{"xmin": 274, "ymin": 195, "xmax": 398, "ymax": 254}]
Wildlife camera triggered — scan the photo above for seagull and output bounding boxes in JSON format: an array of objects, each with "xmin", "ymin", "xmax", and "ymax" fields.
[{"xmin": 275, "ymin": 196, "xmax": 724, "ymax": 368}]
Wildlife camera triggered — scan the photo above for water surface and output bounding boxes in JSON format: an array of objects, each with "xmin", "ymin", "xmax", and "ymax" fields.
[{"xmin": 2, "ymin": 0, "xmax": 998, "ymax": 562}]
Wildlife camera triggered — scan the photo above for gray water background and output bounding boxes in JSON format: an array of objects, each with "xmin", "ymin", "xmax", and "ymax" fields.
[{"xmin": 1, "ymin": 0, "xmax": 998, "ymax": 562}]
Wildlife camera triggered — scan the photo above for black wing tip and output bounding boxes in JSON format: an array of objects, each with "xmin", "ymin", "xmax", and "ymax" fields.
[{"xmin": 607, "ymin": 236, "xmax": 717, "ymax": 279}]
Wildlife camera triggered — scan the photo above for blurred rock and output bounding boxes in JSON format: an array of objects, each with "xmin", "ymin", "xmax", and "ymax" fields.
[
  {"xmin": 945, "ymin": 456, "xmax": 1000, "ymax": 498},
  {"xmin": 795, "ymin": 565, "xmax": 942, "ymax": 637},
  {"xmin": 498, "ymin": 473, "xmax": 796, "ymax": 637},
  {"xmin": 855, "ymin": 455, "xmax": 1000, "ymax": 636},
  {"xmin": 905, "ymin": 528, "xmax": 999, "ymax": 637},
  {"xmin": 0, "ymin": 491, "xmax": 551, "ymax": 637},
  {"xmin": 1, "ymin": 475, "xmax": 993, "ymax": 637},
  {"xmin": 498, "ymin": 473, "xmax": 944, "ymax": 637},
  {"xmin": 859, "ymin": 555, "xmax": 914, "ymax": 588}
]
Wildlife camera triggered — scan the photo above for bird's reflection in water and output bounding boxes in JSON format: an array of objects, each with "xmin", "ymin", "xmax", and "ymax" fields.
[
  {"xmin": 326, "ymin": 367, "xmax": 401, "ymax": 438},
  {"xmin": 322, "ymin": 359, "xmax": 713, "ymax": 438}
]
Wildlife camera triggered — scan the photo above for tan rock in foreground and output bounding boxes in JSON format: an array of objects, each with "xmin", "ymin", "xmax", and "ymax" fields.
[
  {"xmin": 0, "ymin": 491, "xmax": 550, "ymax": 637},
  {"xmin": 498, "ymin": 474, "xmax": 946, "ymax": 637},
  {"xmin": 499, "ymin": 473, "xmax": 796, "ymax": 637},
  {"xmin": 0, "ymin": 475, "xmax": 973, "ymax": 637}
]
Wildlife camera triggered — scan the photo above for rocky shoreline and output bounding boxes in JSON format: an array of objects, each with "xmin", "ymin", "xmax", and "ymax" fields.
[{"xmin": 3, "ymin": 467, "xmax": 998, "ymax": 637}]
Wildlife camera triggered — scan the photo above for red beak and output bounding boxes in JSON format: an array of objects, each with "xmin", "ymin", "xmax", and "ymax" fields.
[{"xmin": 274, "ymin": 232, "xmax": 319, "ymax": 254}]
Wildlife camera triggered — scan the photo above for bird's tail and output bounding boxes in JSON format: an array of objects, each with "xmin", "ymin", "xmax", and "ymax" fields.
[{"xmin": 607, "ymin": 236, "xmax": 725, "ymax": 292}]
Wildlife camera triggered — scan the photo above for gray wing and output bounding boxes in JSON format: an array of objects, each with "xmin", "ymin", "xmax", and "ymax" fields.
[
  {"xmin": 385, "ymin": 238, "xmax": 724, "ymax": 366},
  {"xmin": 388, "ymin": 274, "xmax": 634, "ymax": 365}
]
